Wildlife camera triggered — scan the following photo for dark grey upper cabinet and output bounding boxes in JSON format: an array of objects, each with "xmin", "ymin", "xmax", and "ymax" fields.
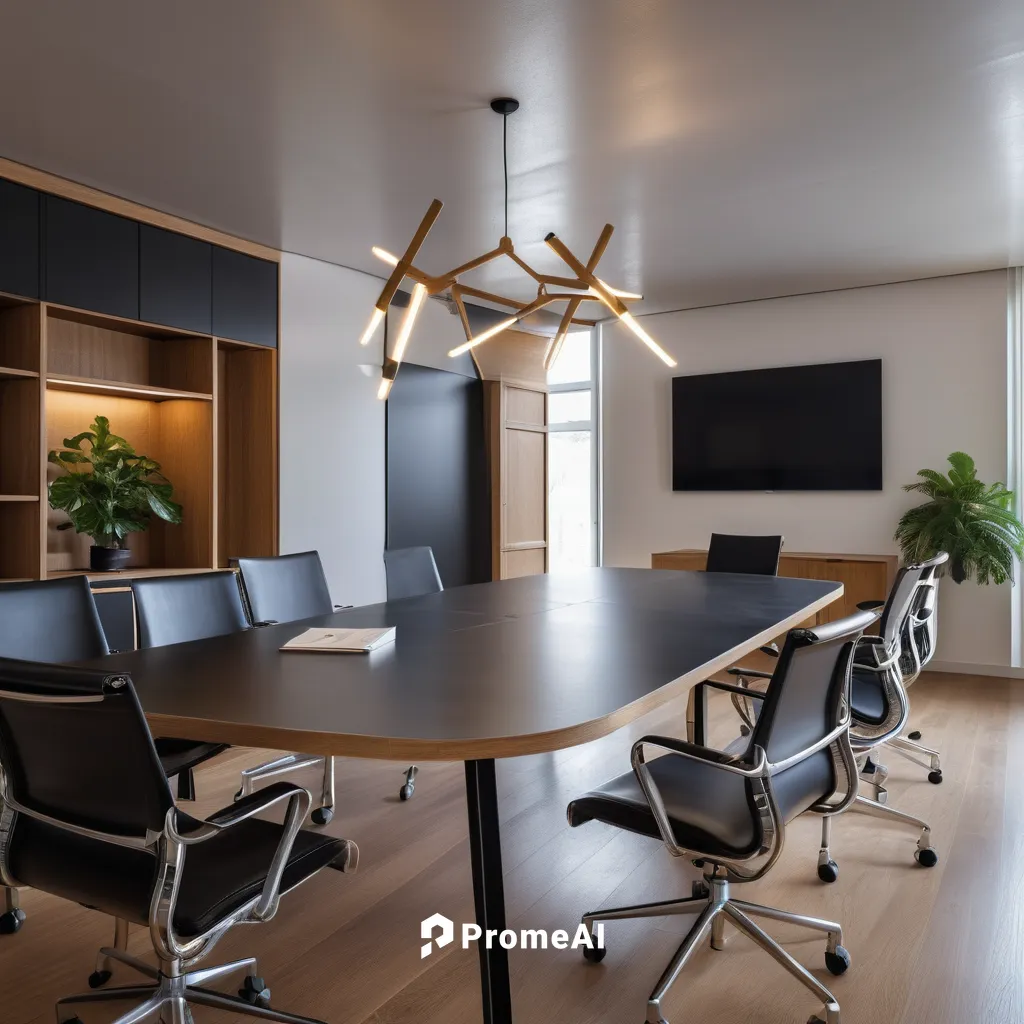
[
  {"xmin": 44, "ymin": 196, "xmax": 139, "ymax": 319},
  {"xmin": 140, "ymin": 225, "xmax": 212, "ymax": 334},
  {"xmin": 212, "ymin": 247, "xmax": 278, "ymax": 347},
  {"xmin": 0, "ymin": 179, "xmax": 40, "ymax": 299}
]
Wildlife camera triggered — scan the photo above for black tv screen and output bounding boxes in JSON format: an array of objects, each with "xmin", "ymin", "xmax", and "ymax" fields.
[{"xmin": 672, "ymin": 359, "xmax": 882, "ymax": 491}]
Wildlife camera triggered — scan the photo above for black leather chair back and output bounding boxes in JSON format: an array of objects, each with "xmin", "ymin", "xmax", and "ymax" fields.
[
  {"xmin": 750, "ymin": 609, "xmax": 877, "ymax": 767},
  {"xmin": 705, "ymin": 534, "xmax": 783, "ymax": 576},
  {"xmin": 0, "ymin": 577, "xmax": 109, "ymax": 662},
  {"xmin": 133, "ymin": 572, "xmax": 249, "ymax": 649},
  {"xmin": 907, "ymin": 552, "xmax": 947, "ymax": 666},
  {"xmin": 0, "ymin": 658, "xmax": 171, "ymax": 838},
  {"xmin": 878, "ymin": 564, "xmax": 928, "ymax": 649},
  {"xmin": 236, "ymin": 551, "xmax": 333, "ymax": 625},
  {"xmin": 384, "ymin": 546, "xmax": 443, "ymax": 601}
]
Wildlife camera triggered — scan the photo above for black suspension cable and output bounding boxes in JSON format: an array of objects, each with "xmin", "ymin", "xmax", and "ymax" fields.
[{"xmin": 503, "ymin": 112, "xmax": 509, "ymax": 239}]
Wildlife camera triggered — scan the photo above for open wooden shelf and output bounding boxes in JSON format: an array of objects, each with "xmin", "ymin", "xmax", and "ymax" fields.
[
  {"xmin": 0, "ymin": 365, "xmax": 38, "ymax": 380},
  {"xmin": 0, "ymin": 494, "xmax": 39, "ymax": 502},
  {"xmin": 48, "ymin": 566, "xmax": 221, "ymax": 581},
  {"xmin": 46, "ymin": 374, "xmax": 213, "ymax": 402}
]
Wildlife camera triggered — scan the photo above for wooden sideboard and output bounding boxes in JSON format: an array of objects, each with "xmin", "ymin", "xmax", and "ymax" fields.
[{"xmin": 651, "ymin": 549, "xmax": 898, "ymax": 625}]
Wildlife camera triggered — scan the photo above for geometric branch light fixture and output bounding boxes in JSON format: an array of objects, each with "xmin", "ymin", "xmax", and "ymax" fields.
[{"xmin": 359, "ymin": 98, "xmax": 676, "ymax": 399}]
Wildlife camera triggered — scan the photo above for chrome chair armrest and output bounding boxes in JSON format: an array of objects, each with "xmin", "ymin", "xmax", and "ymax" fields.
[
  {"xmin": 629, "ymin": 737, "xmax": 775, "ymax": 873},
  {"xmin": 725, "ymin": 667, "xmax": 773, "ymax": 681},
  {"xmin": 167, "ymin": 781, "xmax": 312, "ymax": 922},
  {"xmin": 631, "ymin": 735, "xmax": 767, "ymax": 778},
  {"xmin": 701, "ymin": 679, "xmax": 768, "ymax": 700}
]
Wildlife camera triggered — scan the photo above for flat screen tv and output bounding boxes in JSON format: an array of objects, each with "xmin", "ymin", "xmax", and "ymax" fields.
[{"xmin": 672, "ymin": 359, "xmax": 882, "ymax": 491}]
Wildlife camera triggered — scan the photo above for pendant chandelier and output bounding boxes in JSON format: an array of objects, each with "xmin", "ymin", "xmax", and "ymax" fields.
[{"xmin": 360, "ymin": 98, "xmax": 676, "ymax": 399}]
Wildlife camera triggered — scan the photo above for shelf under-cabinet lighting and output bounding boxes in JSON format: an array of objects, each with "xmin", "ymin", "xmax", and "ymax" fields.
[{"xmin": 48, "ymin": 378, "xmax": 210, "ymax": 400}]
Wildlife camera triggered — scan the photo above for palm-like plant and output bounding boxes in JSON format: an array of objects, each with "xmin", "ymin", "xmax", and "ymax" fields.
[
  {"xmin": 895, "ymin": 452, "xmax": 1024, "ymax": 584},
  {"xmin": 48, "ymin": 415, "xmax": 183, "ymax": 549}
]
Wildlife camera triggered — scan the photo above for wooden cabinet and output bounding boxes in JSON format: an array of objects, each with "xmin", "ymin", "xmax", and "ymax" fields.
[
  {"xmin": 485, "ymin": 379, "xmax": 548, "ymax": 579},
  {"xmin": 651, "ymin": 549, "xmax": 897, "ymax": 624},
  {"xmin": 140, "ymin": 225, "xmax": 212, "ymax": 334},
  {"xmin": 0, "ymin": 179, "xmax": 40, "ymax": 299},
  {"xmin": 212, "ymin": 247, "xmax": 278, "ymax": 347},
  {"xmin": 44, "ymin": 196, "xmax": 140, "ymax": 319}
]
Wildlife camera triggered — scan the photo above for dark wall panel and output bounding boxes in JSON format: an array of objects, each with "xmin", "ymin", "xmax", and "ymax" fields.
[
  {"xmin": 212, "ymin": 247, "xmax": 278, "ymax": 346},
  {"xmin": 0, "ymin": 178, "xmax": 40, "ymax": 298},
  {"xmin": 140, "ymin": 225, "xmax": 212, "ymax": 333},
  {"xmin": 44, "ymin": 196, "xmax": 140, "ymax": 319},
  {"xmin": 386, "ymin": 363, "xmax": 490, "ymax": 589}
]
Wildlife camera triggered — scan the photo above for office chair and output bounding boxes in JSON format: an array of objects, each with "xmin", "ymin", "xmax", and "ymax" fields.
[
  {"xmin": 705, "ymin": 533, "xmax": 784, "ymax": 576},
  {"xmin": 734, "ymin": 563, "xmax": 938, "ymax": 881},
  {"xmin": 568, "ymin": 610, "xmax": 875, "ymax": 1024},
  {"xmin": 0, "ymin": 577, "xmax": 224, "ymax": 935},
  {"xmin": 383, "ymin": 545, "xmax": 443, "ymax": 800},
  {"xmin": 879, "ymin": 552, "xmax": 948, "ymax": 781},
  {"xmin": 235, "ymin": 552, "xmax": 339, "ymax": 825},
  {"xmin": 0, "ymin": 657, "xmax": 357, "ymax": 1024}
]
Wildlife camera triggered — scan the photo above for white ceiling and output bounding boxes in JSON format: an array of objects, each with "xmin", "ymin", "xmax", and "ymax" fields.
[{"xmin": 1, "ymin": 0, "xmax": 1023, "ymax": 312}]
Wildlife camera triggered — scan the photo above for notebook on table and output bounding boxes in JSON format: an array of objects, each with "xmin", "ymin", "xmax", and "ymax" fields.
[{"xmin": 280, "ymin": 626, "xmax": 396, "ymax": 653}]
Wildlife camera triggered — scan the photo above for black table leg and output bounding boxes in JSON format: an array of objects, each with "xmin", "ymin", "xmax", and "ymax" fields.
[{"xmin": 464, "ymin": 758, "xmax": 513, "ymax": 1024}]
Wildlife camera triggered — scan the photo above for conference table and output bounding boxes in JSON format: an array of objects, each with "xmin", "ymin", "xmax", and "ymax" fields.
[{"xmin": 87, "ymin": 567, "xmax": 843, "ymax": 1024}]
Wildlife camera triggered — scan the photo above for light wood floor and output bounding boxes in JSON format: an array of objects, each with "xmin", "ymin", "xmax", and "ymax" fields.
[{"xmin": 2, "ymin": 672, "xmax": 1020, "ymax": 1024}]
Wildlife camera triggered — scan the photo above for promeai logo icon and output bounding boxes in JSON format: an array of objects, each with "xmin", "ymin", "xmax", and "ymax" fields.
[{"xmin": 421, "ymin": 913, "xmax": 455, "ymax": 958}]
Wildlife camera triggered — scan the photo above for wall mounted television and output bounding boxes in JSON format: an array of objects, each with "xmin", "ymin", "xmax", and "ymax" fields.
[{"xmin": 672, "ymin": 358, "xmax": 882, "ymax": 491}]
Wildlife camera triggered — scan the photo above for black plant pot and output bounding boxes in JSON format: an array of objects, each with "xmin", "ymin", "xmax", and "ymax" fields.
[{"xmin": 90, "ymin": 545, "xmax": 131, "ymax": 572}]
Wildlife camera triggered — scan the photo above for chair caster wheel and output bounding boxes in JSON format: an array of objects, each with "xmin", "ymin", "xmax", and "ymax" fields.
[
  {"xmin": 582, "ymin": 943, "xmax": 606, "ymax": 963},
  {"xmin": 399, "ymin": 783, "xmax": 415, "ymax": 801},
  {"xmin": 311, "ymin": 807, "xmax": 334, "ymax": 826},
  {"xmin": 0, "ymin": 908, "xmax": 26, "ymax": 934},
  {"xmin": 928, "ymin": 770, "xmax": 943, "ymax": 784},
  {"xmin": 691, "ymin": 880, "xmax": 710, "ymax": 899},
  {"xmin": 817, "ymin": 860, "xmax": 839, "ymax": 883},
  {"xmin": 88, "ymin": 970, "xmax": 112, "ymax": 988},
  {"xmin": 825, "ymin": 945, "xmax": 850, "ymax": 975},
  {"xmin": 916, "ymin": 847, "xmax": 939, "ymax": 868},
  {"xmin": 239, "ymin": 975, "xmax": 272, "ymax": 1008},
  {"xmin": 908, "ymin": 730, "xmax": 922, "ymax": 741}
]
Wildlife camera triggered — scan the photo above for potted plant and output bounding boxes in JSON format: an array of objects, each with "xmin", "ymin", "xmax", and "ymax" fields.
[
  {"xmin": 895, "ymin": 451, "xmax": 1024, "ymax": 584},
  {"xmin": 48, "ymin": 415, "xmax": 183, "ymax": 572}
]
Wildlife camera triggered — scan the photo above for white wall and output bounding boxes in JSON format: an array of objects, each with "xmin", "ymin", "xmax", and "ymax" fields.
[
  {"xmin": 603, "ymin": 270, "xmax": 1012, "ymax": 670},
  {"xmin": 279, "ymin": 253, "xmax": 387, "ymax": 606}
]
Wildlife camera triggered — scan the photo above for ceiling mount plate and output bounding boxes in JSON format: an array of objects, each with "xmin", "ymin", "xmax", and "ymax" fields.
[{"xmin": 490, "ymin": 97, "xmax": 520, "ymax": 116}]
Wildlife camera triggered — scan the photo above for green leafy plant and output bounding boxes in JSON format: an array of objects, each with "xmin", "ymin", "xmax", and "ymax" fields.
[
  {"xmin": 48, "ymin": 415, "xmax": 183, "ymax": 549},
  {"xmin": 895, "ymin": 452, "xmax": 1024, "ymax": 584}
]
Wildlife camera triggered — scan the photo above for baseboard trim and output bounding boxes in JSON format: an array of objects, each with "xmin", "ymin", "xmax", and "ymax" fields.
[{"xmin": 924, "ymin": 662, "xmax": 1024, "ymax": 680}]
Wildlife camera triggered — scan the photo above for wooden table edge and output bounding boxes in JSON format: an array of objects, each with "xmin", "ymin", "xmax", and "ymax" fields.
[{"xmin": 143, "ymin": 583, "xmax": 843, "ymax": 761}]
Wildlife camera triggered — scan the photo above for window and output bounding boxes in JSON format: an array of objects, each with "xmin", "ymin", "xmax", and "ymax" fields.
[{"xmin": 548, "ymin": 331, "xmax": 598, "ymax": 571}]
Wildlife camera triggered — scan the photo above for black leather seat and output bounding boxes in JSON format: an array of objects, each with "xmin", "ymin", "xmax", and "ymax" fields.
[
  {"xmin": 567, "ymin": 611, "xmax": 874, "ymax": 1024},
  {"xmin": 850, "ymin": 669, "xmax": 887, "ymax": 724},
  {"xmin": 569, "ymin": 748, "xmax": 835, "ymax": 859},
  {"xmin": 11, "ymin": 809, "xmax": 345, "ymax": 938},
  {"xmin": 0, "ymin": 657, "xmax": 357, "ymax": 1024}
]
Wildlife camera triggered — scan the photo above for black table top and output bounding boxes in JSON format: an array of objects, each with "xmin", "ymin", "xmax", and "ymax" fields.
[{"xmin": 85, "ymin": 568, "xmax": 842, "ymax": 760}]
